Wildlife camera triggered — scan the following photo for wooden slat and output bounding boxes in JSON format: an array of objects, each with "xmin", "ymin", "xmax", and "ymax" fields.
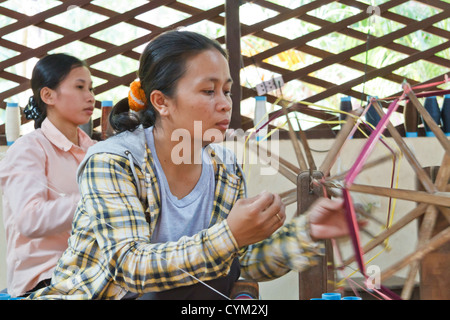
[
  {"xmin": 341, "ymin": 203, "xmax": 428, "ymax": 267},
  {"xmin": 226, "ymin": 0, "xmax": 242, "ymax": 130},
  {"xmin": 0, "ymin": 0, "xmax": 93, "ymax": 36},
  {"xmin": 380, "ymin": 226, "xmax": 450, "ymax": 282},
  {"xmin": 243, "ymin": 0, "xmax": 408, "ymax": 66},
  {"xmin": 253, "ymin": 1, "xmax": 436, "ymax": 85},
  {"xmin": 0, "ymin": 0, "xmax": 173, "ymax": 74},
  {"xmin": 306, "ymin": 39, "xmax": 450, "ymax": 104},
  {"xmin": 405, "ymin": 86, "xmax": 450, "ymax": 155},
  {"xmin": 348, "ymin": 184, "xmax": 450, "ymax": 207},
  {"xmin": 1, "ymin": 0, "xmax": 450, "ymax": 143},
  {"xmin": 319, "ymin": 109, "xmax": 362, "ymax": 176}
]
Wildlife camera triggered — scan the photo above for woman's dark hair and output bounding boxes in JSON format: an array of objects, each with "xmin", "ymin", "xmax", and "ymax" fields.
[
  {"xmin": 109, "ymin": 30, "xmax": 229, "ymax": 133},
  {"xmin": 24, "ymin": 53, "xmax": 87, "ymax": 129}
]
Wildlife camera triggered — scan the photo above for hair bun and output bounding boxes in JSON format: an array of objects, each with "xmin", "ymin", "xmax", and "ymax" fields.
[{"xmin": 23, "ymin": 96, "xmax": 41, "ymax": 120}]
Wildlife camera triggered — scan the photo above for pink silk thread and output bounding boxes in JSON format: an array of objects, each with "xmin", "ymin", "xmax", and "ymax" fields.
[{"xmin": 342, "ymin": 95, "xmax": 407, "ymax": 300}]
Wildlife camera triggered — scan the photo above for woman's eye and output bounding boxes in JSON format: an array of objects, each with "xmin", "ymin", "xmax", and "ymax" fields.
[{"xmin": 204, "ymin": 90, "xmax": 215, "ymax": 95}]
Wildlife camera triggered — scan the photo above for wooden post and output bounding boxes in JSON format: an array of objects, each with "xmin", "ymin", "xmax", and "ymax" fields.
[
  {"xmin": 225, "ymin": 0, "xmax": 242, "ymax": 130},
  {"xmin": 297, "ymin": 170, "xmax": 335, "ymax": 300},
  {"xmin": 416, "ymin": 166, "xmax": 450, "ymax": 300}
]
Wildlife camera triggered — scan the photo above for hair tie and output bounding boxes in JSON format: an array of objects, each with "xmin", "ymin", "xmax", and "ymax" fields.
[
  {"xmin": 23, "ymin": 96, "xmax": 41, "ymax": 120},
  {"xmin": 128, "ymin": 79, "xmax": 147, "ymax": 112}
]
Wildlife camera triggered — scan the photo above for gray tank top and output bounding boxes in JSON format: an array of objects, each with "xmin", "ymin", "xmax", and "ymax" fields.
[
  {"xmin": 136, "ymin": 127, "xmax": 240, "ymax": 300},
  {"xmin": 146, "ymin": 127, "xmax": 215, "ymax": 243}
]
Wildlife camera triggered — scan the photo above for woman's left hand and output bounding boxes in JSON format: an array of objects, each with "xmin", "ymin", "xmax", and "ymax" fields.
[{"xmin": 307, "ymin": 197, "xmax": 367, "ymax": 241}]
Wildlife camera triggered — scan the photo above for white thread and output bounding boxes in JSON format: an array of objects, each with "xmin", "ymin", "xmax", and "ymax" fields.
[
  {"xmin": 87, "ymin": 213, "xmax": 231, "ymax": 300},
  {"xmin": 34, "ymin": 179, "xmax": 66, "ymax": 197}
]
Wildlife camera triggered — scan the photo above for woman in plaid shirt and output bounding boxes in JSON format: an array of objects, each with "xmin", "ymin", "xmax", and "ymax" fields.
[{"xmin": 28, "ymin": 31, "xmax": 351, "ymax": 300}]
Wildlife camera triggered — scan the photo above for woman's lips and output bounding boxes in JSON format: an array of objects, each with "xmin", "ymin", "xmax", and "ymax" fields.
[
  {"xmin": 84, "ymin": 107, "xmax": 94, "ymax": 115},
  {"xmin": 216, "ymin": 120, "xmax": 230, "ymax": 130}
]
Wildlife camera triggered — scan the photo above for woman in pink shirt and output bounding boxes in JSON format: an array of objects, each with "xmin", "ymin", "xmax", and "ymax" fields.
[{"xmin": 0, "ymin": 53, "xmax": 96, "ymax": 298}]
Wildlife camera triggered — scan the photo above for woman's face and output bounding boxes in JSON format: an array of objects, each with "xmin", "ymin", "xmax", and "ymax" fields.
[
  {"xmin": 162, "ymin": 49, "xmax": 232, "ymax": 145},
  {"xmin": 45, "ymin": 66, "xmax": 95, "ymax": 127}
]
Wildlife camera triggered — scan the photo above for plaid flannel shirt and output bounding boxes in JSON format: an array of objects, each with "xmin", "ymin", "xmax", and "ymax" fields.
[{"xmin": 28, "ymin": 129, "xmax": 324, "ymax": 300}]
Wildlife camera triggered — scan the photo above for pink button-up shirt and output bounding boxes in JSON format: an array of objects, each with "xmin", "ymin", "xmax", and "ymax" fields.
[{"xmin": 0, "ymin": 118, "xmax": 96, "ymax": 297}]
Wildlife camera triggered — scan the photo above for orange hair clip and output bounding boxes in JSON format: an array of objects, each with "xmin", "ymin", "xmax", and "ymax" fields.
[{"xmin": 128, "ymin": 79, "xmax": 147, "ymax": 112}]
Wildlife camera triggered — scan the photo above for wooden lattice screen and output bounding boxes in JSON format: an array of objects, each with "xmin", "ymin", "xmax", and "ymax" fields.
[{"xmin": 1, "ymin": 0, "xmax": 449, "ymax": 144}]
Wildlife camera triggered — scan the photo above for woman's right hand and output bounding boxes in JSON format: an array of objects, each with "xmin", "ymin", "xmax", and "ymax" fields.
[{"xmin": 227, "ymin": 191, "xmax": 286, "ymax": 248}]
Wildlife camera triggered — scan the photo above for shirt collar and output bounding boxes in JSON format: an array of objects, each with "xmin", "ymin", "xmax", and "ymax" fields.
[{"xmin": 41, "ymin": 118, "xmax": 92, "ymax": 152}]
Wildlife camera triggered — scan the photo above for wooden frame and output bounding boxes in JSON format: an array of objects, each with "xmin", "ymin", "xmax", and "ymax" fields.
[
  {"xmin": 1, "ymin": 1, "xmax": 449, "ymax": 143},
  {"xmin": 272, "ymin": 82, "xmax": 449, "ymax": 299}
]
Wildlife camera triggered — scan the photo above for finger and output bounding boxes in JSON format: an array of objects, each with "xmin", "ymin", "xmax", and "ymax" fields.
[
  {"xmin": 274, "ymin": 211, "xmax": 285, "ymax": 225},
  {"xmin": 272, "ymin": 201, "xmax": 286, "ymax": 226},
  {"xmin": 250, "ymin": 191, "xmax": 275, "ymax": 210},
  {"xmin": 357, "ymin": 219, "xmax": 369, "ymax": 228},
  {"xmin": 239, "ymin": 192, "xmax": 266, "ymax": 206},
  {"xmin": 275, "ymin": 213, "xmax": 283, "ymax": 223},
  {"xmin": 315, "ymin": 197, "xmax": 345, "ymax": 212},
  {"xmin": 261, "ymin": 193, "xmax": 282, "ymax": 217}
]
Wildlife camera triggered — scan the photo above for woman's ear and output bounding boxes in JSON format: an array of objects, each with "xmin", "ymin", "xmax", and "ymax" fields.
[
  {"xmin": 40, "ymin": 87, "xmax": 55, "ymax": 106},
  {"xmin": 150, "ymin": 90, "xmax": 170, "ymax": 117}
]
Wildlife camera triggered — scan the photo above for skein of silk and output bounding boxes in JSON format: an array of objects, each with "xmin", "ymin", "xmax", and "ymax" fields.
[
  {"xmin": 403, "ymin": 100, "xmax": 419, "ymax": 137},
  {"xmin": 423, "ymin": 96, "xmax": 441, "ymax": 137},
  {"xmin": 441, "ymin": 94, "xmax": 450, "ymax": 137},
  {"xmin": 101, "ymin": 100, "xmax": 113, "ymax": 140}
]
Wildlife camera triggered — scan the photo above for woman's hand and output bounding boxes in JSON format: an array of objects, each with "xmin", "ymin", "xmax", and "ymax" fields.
[
  {"xmin": 227, "ymin": 191, "xmax": 286, "ymax": 248},
  {"xmin": 307, "ymin": 197, "xmax": 367, "ymax": 241}
]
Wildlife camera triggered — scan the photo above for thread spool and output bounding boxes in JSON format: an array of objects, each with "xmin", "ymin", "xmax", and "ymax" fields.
[
  {"xmin": 404, "ymin": 99, "xmax": 419, "ymax": 137},
  {"xmin": 423, "ymin": 96, "xmax": 441, "ymax": 137},
  {"xmin": 230, "ymin": 280, "xmax": 259, "ymax": 300},
  {"xmin": 365, "ymin": 96, "xmax": 380, "ymax": 128},
  {"xmin": 342, "ymin": 296, "xmax": 362, "ymax": 300},
  {"xmin": 5, "ymin": 102, "xmax": 20, "ymax": 146},
  {"xmin": 254, "ymin": 96, "xmax": 267, "ymax": 141},
  {"xmin": 441, "ymin": 94, "xmax": 450, "ymax": 137},
  {"xmin": 101, "ymin": 100, "xmax": 113, "ymax": 140},
  {"xmin": 233, "ymin": 293, "xmax": 256, "ymax": 300},
  {"xmin": 322, "ymin": 292, "xmax": 342, "ymax": 300},
  {"xmin": 0, "ymin": 293, "xmax": 10, "ymax": 300}
]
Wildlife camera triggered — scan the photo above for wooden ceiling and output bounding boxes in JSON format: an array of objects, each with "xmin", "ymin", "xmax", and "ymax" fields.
[{"xmin": 0, "ymin": 0, "xmax": 449, "ymax": 142}]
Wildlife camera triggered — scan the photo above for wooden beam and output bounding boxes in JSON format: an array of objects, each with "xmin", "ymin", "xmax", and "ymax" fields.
[
  {"xmin": 380, "ymin": 226, "xmax": 450, "ymax": 282},
  {"xmin": 348, "ymin": 184, "xmax": 450, "ymax": 207},
  {"xmin": 319, "ymin": 109, "xmax": 361, "ymax": 176},
  {"xmin": 225, "ymin": 0, "xmax": 242, "ymax": 129},
  {"xmin": 297, "ymin": 170, "xmax": 334, "ymax": 300},
  {"xmin": 341, "ymin": 203, "xmax": 428, "ymax": 267},
  {"xmin": 405, "ymin": 86, "xmax": 450, "ymax": 155},
  {"xmin": 0, "ymin": 0, "xmax": 174, "ymax": 73}
]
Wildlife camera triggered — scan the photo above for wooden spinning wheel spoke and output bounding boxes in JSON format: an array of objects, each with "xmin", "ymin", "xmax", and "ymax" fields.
[
  {"xmin": 348, "ymin": 184, "xmax": 450, "ymax": 207},
  {"xmin": 319, "ymin": 109, "xmax": 363, "ymax": 177},
  {"xmin": 256, "ymin": 81, "xmax": 449, "ymax": 300}
]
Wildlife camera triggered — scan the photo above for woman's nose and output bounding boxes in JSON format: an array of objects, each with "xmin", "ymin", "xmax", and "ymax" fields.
[
  {"xmin": 87, "ymin": 90, "xmax": 95, "ymax": 102},
  {"xmin": 218, "ymin": 94, "xmax": 232, "ymax": 112}
]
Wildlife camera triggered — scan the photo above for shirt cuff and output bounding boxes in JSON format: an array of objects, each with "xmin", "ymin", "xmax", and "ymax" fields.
[
  {"xmin": 293, "ymin": 214, "xmax": 325, "ymax": 256},
  {"xmin": 206, "ymin": 220, "xmax": 240, "ymax": 256}
]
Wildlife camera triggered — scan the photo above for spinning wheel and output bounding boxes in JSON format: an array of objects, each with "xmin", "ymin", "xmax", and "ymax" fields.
[{"xmin": 247, "ymin": 80, "xmax": 450, "ymax": 300}]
